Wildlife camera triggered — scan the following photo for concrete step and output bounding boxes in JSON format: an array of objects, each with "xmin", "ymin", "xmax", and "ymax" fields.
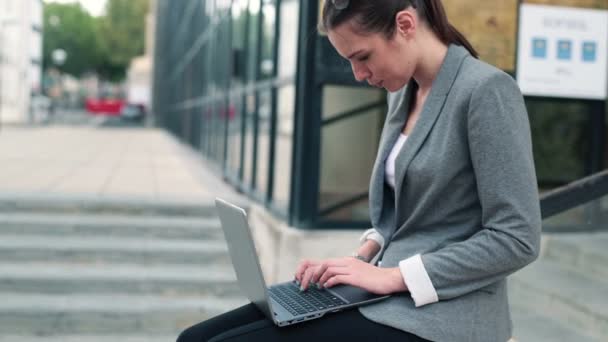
[
  {"xmin": 0, "ymin": 235, "xmax": 231, "ymax": 265},
  {"xmin": 0, "ymin": 262, "xmax": 240, "ymax": 297},
  {"xmin": 0, "ymin": 192, "xmax": 247, "ymax": 218},
  {"xmin": 0, "ymin": 335, "xmax": 177, "ymax": 342},
  {"xmin": 509, "ymin": 259, "xmax": 608, "ymax": 340},
  {"xmin": 511, "ymin": 307, "xmax": 599, "ymax": 342},
  {"xmin": 0, "ymin": 213, "xmax": 223, "ymax": 240},
  {"xmin": 0, "ymin": 292, "xmax": 247, "ymax": 335},
  {"xmin": 543, "ymin": 233, "xmax": 608, "ymax": 284}
]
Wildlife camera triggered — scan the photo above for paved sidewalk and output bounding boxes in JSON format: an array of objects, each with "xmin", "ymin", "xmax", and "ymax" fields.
[{"xmin": 0, "ymin": 125, "xmax": 243, "ymax": 203}]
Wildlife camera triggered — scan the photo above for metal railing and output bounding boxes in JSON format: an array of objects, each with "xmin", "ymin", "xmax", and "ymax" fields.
[{"xmin": 540, "ymin": 169, "xmax": 608, "ymax": 233}]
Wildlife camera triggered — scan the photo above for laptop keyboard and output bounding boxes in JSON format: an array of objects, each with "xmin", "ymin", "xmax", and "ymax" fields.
[{"xmin": 269, "ymin": 282, "xmax": 348, "ymax": 316}]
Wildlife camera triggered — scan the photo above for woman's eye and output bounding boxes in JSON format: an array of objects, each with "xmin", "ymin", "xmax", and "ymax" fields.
[{"xmin": 358, "ymin": 55, "xmax": 369, "ymax": 61}]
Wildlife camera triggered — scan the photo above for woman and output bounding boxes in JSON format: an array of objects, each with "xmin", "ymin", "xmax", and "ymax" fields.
[{"xmin": 178, "ymin": 0, "xmax": 541, "ymax": 341}]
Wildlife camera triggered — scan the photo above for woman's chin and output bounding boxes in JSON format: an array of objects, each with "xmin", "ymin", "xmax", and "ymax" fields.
[{"xmin": 383, "ymin": 80, "xmax": 408, "ymax": 93}]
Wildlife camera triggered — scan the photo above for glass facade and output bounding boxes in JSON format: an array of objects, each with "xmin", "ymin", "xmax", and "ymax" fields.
[
  {"xmin": 153, "ymin": 0, "xmax": 607, "ymax": 229},
  {"xmin": 154, "ymin": 0, "xmax": 298, "ymax": 222}
]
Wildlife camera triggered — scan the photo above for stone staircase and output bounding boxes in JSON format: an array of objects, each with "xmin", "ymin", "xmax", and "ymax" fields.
[
  {"xmin": 510, "ymin": 232, "xmax": 608, "ymax": 342},
  {"xmin": 0, "ymin": 195, "xmax": 247, "ymax": 341}
]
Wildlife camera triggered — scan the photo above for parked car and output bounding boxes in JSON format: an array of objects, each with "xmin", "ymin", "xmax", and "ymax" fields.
[
  {"xmin": 85, "ymin": 98, "xmax": 124, "ymax": 116},
  {"xmin": 120, "ymin": 103, "xmax": 146, "ymax": 122}
]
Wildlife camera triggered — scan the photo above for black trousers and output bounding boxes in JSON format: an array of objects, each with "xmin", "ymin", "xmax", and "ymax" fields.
[{"xmin": 177, "ymin": 303, "xmax": 431, "ymax": 342}]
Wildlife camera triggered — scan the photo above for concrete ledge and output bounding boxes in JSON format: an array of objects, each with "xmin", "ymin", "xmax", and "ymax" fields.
[{"xmin": 248, "ymin": 204, "xmax": 364, "ymax": 284}]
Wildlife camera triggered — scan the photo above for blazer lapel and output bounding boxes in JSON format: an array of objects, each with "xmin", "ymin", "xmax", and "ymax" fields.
[
  {"xmin": 393, "ymin": 45, "xmax": 469, "ymax": 209},
  {"xmin": 369, "ymin": 84, "xmax": 414, "ymax": 227}
]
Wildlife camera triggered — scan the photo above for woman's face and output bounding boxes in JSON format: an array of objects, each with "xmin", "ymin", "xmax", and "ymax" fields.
[{"xmin": 327, "ymin": 19, "xmax": 417, "ymax": 92}]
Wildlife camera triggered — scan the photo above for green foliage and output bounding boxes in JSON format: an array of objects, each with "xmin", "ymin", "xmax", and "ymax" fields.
[
  {"xmin": 42, "ymin": 0, "xmax": 150, "ymax": 81},
  {"xmin": 43, "ymin": 2, "xmax": 102, "ymax": 77},
  {"xmin": 96, "ymin": 0, "xmax": 150, "ymax": 80}
]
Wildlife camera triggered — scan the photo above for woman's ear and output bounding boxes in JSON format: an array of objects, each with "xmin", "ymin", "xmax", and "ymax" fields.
[{"xmin": 395, "ymin": 9, "xmax": 416, "ymax": 38}]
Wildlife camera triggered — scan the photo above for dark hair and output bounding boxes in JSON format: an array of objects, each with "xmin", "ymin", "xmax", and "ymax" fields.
[{"xmin": 319, "ymin": 0, "xmax": 478, "ymax": 58}]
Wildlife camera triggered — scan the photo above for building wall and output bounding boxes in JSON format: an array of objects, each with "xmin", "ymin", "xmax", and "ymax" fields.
[
  {"xmin": 0, "ymin": 0, "xmax": 43, "ymax": 125},
  {"xmin": 126, "ymin": 0, "xmax": 156, "ymax": 110}
]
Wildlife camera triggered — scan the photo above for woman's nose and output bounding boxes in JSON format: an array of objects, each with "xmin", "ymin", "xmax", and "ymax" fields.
[{"xmin": 351, "ymin": 63, "xmax": 370, "ymax": 82}]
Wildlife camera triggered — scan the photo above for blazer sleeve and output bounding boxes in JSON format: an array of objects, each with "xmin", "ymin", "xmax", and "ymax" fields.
[{"xmin": 418, "ymin": 71, "xmax": 541, "ymax": 301}]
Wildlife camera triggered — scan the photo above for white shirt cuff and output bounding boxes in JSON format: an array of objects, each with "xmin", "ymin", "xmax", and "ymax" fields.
[
  {"xmin": 399, "ymin": 254, "xmax": 439, "ymax": 307},
  {"xmin": 359, "ymin": 228, "xmax": 385, "ymax": 265}
]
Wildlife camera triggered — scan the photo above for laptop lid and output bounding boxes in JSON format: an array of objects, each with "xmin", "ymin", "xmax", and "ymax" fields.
[{"xmin": 215, "ymin": 198, "xmax": 273, "ymax": 320}]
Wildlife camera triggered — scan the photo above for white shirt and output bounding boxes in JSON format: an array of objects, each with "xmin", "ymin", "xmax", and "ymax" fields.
[
  {"xmin": 385, "ymin": 133, "xmax": 408, "ymax": 189},
  {"xmin": 359, "ymin": 132, "xmax": 439, "ymax": 307}
]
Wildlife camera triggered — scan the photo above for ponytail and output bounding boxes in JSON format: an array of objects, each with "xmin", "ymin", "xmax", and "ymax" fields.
[{"xmin": 416, "ymin": 0, "xmax": 478, "ymax": 58}]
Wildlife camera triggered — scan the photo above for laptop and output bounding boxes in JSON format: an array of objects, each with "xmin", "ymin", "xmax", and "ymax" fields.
[{"xmin": 215, "ymin": 198, "xmax": 390, "ymax": 326}]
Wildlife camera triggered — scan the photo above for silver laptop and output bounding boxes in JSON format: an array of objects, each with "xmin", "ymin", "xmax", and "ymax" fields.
[{"xmin": 215, "ymin": 198, "xmax": 389, "ymax": 326}]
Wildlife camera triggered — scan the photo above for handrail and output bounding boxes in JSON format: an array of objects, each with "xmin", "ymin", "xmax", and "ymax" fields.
[
  {"xmin": 539, "ymin": 169, "xmax": 608, "ymax": 219},
  {"xmin": 320, "ymin": 170, "xmax": 608, "ymax": 229},
  {"xmin": 319, "ymin": 192, "xmax": 368, "ymax": 218},
  {"xmin": 321, "ymin": 100, "xmax": 385, "ymax": 127}
]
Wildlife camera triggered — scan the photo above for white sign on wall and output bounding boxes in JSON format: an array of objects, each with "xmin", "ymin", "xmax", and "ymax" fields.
[{"xmin": 516, "ymin": 4, "xmax": 608, "ymax": 100}]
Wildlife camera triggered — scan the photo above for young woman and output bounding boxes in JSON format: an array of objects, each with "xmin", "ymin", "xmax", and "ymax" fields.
[{"xmin": 177, "ymin": 1, "xmax": 541, "ymax": 341}]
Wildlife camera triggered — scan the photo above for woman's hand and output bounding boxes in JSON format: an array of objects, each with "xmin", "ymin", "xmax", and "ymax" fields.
[{"xmin": 294, "ymin": 257, "xmax": 408, "ymax": 295}]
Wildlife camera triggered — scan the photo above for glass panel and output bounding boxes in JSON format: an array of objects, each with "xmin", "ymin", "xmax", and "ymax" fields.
[
  {"xmin": 318, "ymin": 86, "xmax": 386, "ymax": 222},
  {"xmin": 278, "ymin": 0, "xmax": 299, "ymax": 78},
  {"xmin": 226, "ymin": 96, "xmax": 242, "ymax": 176},
  {"xmin": 242, "ymin": 93, "xmax": 256, "ymax": 188},
  {"xmin": 247, "ymin": 0, "xmax": 261, "ymax": 81},
  {"xmin": 256, "ymin": 89, "xmax": 273, "ymax": 196},
  {"xmin": 227, "ymin": 94, "xmax": 244, "ymax": 178},
  {"xmin": 232, "ymin": 0, "xmax": 249, "ymax": 81},
  {"xmin": 527, "ymin": 99, "xmax": 589, "ymax": 184},
  {"xmin": 272, "ymin": 84, "xmax": 295, "ymax": 209},
  {"xmin": 260, "ymin": 0, "xmax": 276, "ymax": 79},
  {"xmin": 213, "ymin": 100, "xmax": 226, "ymax": 163}
]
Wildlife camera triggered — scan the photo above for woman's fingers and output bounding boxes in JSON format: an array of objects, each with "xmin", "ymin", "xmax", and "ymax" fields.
[
  {"xmin": 323, "ymin": 274, "xmax": 351, "ymax": 288},
  {"xmin": 317, "ymin": 266, "xmax": 349, "ymax": 287},
  {"xmin": 294, "ymin": 259, "xmax": 318, "ymax": 282},
  {"xmin": 300, "ymin": 265, "xmax": 319, "ymax": 291},
  {"xmin": 310, "ymin": 261, "xmax": 330, "ymax": 286}
]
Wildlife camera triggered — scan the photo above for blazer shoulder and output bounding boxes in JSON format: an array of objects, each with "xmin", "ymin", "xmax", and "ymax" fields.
[{"xmin": 458, "ymin": 57, "xmax": 517, "ymax": 93}]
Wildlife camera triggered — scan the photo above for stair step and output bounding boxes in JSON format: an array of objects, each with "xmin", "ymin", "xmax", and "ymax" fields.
[
  {"xmin": 0, "ymin": 262, "xmax": 240, "ymax": 296},
  {"xmin": 511, "ymin": 307, "xmax": 598, "ymax": 342},
  {"xmin": 0, "ymin": 292, "xmax": 247, "ymax": 335},
  {"xmin": 509, "ymin": 259, "xmax": 608, "ymax": 340},
  {"xmin": 0, "ymin": 235, "xmax": 231, "ymax": 265},
  {"xmin": 543, "ymin": 233, "xmax": 608, "ymax": 284},
  {"xmin": 0, "ymin": 192, "xmax": 247, "ymax": 218},
  {"xmin": 0, "ymin": 335, "xmax": 177, "ymax": 342},
  {"xmin": 0, "ymin": 213, "xmax": 223, "ymax": 240}
]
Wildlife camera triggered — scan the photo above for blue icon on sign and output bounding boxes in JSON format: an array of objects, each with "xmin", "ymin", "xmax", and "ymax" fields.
[
  {"xmin": 557, "ymin": 40, "xmax": 572, "ymax": 60},
  {"xmin": 582, "ymin": 41, "xmax": 597, "ymax": 62},
  {"xmin": 532, "ymin": 38, "xmax": 547, "ymax": 58}
]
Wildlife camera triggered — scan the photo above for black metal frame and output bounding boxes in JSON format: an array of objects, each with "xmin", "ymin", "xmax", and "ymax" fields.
[{"xmin": 290, "ymin": 0, "xmax": 321, "ymax": 227}]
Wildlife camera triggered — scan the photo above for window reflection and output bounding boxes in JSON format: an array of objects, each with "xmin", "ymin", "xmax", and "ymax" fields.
[
  {"xmin": 273, "ymin": 85, "xmax": 295, "ymax": 210},
  {"xmin": 256, "ymin": 89, "xmax": 273, "ymax": 196},
  {"xmin": 319, "ymin": 86, "xmax": 386, "ymax": 222},
  {"xmin": 260, "ymin": 0, "xmax": 276, "ymax": 79}
]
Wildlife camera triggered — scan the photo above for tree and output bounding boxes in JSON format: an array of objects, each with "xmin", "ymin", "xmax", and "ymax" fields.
[
  {"xmin": 42, "ymin": 2, "xmax": 102, "ymax": 77},
  {"xmin": 95, "ymin": 0, "xmax": 150, "ymax": 81}
]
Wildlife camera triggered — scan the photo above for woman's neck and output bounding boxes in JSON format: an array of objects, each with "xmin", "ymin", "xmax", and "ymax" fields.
[{"xmin": 412, "ymin": 34, "xmax": 448, "ymax": 95}]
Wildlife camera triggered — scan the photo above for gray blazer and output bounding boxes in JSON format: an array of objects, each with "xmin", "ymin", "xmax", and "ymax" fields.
[{"xmin": 358, "ymin": 45, "xmax": 541, "ymax": 342}]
